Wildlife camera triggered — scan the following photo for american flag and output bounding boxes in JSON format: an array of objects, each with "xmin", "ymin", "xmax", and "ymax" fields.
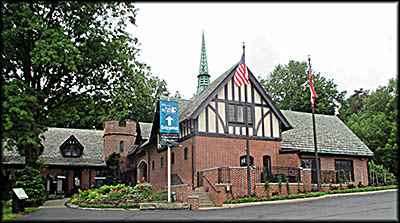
[
  {"xmin": 234, "ymin": 53, "xmax": 249, "ymax": 87},
  {"xmin": 308, "ymin": 56, "xmax": 318, "ymax": 107}
]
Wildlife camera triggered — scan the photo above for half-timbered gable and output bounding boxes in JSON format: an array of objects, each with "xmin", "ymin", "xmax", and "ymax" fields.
[{"xmin": 179, "ymin": 63, "xmax": 292, "ymax": 140}]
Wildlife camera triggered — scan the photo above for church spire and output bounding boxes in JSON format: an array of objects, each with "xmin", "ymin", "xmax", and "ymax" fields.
[{"xmin": 196, "ymin": 31, "xmax": 210, "ymax": 95}]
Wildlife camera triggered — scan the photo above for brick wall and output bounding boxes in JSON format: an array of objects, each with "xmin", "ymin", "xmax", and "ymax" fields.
[
  {"xmin": 170, "ymin": 184, "xmax": 193, "ymax": 203},
  {"xmin": 193, "ymin": 136, "xmax": 282, "ymax": 187},
  {"xmin": 131, "ymin": 133, "xmax": 370, "ymax": 204},
  {"xmin": 301, "ymin": 154, "xmax": 370, "ymax": 185}
]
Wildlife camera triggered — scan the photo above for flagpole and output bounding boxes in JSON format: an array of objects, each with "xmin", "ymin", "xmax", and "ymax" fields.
[
  {"xmin": 243, "ymin": 42, "xmax": 251, "ymax": 198},
  {"xmin": 309, "ymin": 56, "xmax": 321, "ymax": 192}
]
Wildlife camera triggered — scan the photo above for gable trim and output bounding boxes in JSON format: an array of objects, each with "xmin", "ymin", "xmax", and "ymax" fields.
[{"xmin": 188, "ymin": 64, "xmax": 292, "ymax": 131}]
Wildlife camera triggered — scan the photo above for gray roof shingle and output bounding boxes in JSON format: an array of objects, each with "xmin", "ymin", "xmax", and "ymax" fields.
[
  {"xmin": 281, "ymin": 110, "xmax": 373, "ymax": 156},
  {"xmin": 2, "ymin": 128, "xmax": 106, "ymax": 166}
]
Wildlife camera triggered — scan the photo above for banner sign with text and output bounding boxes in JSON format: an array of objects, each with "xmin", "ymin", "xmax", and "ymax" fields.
[{"xmin": 159, "ymin": 99, "xmax": 179, "ymax": 146}]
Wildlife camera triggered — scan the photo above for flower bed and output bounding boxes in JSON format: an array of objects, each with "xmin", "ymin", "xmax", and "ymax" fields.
[
  {"xmin": 224, "ymin": 185, "xmax": 397, "ymax": 204},
  {"xmin": 70, "ymin": 183, "xmax": 169, "ymax": 209},
  {"xmin": 78, "ymin": 200, "xmax": 140, "ymax": 209}
]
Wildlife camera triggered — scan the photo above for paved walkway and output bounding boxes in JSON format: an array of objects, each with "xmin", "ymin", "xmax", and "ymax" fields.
[{"xmin": 40, "ymin": 198, "xmax": 70, "ymax": 209}]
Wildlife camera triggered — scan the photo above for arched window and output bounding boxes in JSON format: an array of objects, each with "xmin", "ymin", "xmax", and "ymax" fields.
[
  {"xmin": 152, "ymin": 160, "xmax": 155, "ymax": 171},
  {"xmin": 240, "ymin": 155, "xmax": 254, "ymax": 167},
  {"xmin": 161, "ymin": 157, "xmax": 164, "ymax": 168},
  {"xmin": 120, "ymin": 141, "xmax": 124, "ymax": 153},
  {"xmin": 184, "ymin": 147, "xmax": 188, "ymax": 160}
]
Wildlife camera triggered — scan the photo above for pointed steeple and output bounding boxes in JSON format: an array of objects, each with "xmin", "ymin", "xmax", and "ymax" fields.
[{"xmin": 196, "ymin": 31, "xmax": 211, "ymax": 95}]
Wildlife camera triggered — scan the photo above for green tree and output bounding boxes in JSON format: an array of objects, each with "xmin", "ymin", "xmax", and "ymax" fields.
[
  {"xmin": 1, "ymin": 2, "xmax": 168, "ymax": 165},
  {"xmin": 340, "ymin": 78, "xmax": 398, "ymax": 175},
  {"xmin": 104, "ymin": 152, "xmax": 122, "ymax": 186},
  {"xmin": 258, "ymin": 60, "xmax": 346, "ymax": 115},
  {"xmin": 337, "ymin": 88, "xmax": 369, "ymax": 123},
  {"xmin": 12, "ymin": 166, "xmax": 46, "ymax": 207}
]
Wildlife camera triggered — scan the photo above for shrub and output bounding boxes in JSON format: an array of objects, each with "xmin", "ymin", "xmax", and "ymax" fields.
[
  {"xmin": 278, "ymin": 177, "xmax": 282, "ymax": 195},
  {"xmin": 47, "ymin": 194, "xmax": 65, "ymax": 200},
  {"xmin": 12, "ymin": 166, "xmax": 46, "ymax": 207},
  {"xmin": 104, "ymin": 152, "xmax": 122, "ymax": 186},
  {"xmin": 286, "ymin": 181, "xmax": 291, "ymax": 195},
  {"xmin": 151, "ymin": 189, "xmax": 168, "ymax": 201},
  {"xmin": 264, "ymin": 181, "xmax": 270, "ymax": 196}
]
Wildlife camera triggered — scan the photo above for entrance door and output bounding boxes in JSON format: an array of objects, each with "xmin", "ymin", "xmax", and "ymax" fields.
[
  {"xmin": 74, "ymin": 169, "xmax": 82, "ymax": 194},
  {"xmin": 197, "ymin": 171, "xmax": 203, "ymax": 187},
  {"xmin": 138, "ymin": 162, "xmax": 148, "ymax": 182}
]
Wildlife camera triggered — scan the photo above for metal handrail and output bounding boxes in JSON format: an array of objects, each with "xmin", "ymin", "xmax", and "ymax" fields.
[{"xmin": 202, "ymin": 175, "xmax": 220, "ymax": 193}]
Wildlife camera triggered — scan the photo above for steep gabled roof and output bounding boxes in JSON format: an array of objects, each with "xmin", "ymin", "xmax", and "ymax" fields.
[
  {"xmin": 179, "ymin": 63, "xmax": 292, "ymax": 131},
  {"xmin": 281, "ymin": 110, "xmax": 373, "ymax": 156},
  {"xmin": 2, "ymin": 128, "xmax": 105, "ymax": 166}
]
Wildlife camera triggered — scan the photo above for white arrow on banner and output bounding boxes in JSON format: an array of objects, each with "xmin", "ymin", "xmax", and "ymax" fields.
[{"xmin": 166, "ymin": 116, "xmax": 173, "ymax": 126}]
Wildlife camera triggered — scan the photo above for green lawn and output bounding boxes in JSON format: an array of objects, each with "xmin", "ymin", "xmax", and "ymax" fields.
[{"xmin": 1, "ymin": 206, "xmax": 39, "ymax": 221}]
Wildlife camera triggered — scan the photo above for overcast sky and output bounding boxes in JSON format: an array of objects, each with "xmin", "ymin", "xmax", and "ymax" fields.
[{"xmin": 130, "ymin": 2, "xmax": 397, "ymax": 99}]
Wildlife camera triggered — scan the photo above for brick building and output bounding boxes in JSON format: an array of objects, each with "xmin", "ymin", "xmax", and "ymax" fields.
[
  {"xmin": 1, "ymin": 120, "xmax": 138, "ymax": 197},
  {"xmin": 2, "ymin": 33, "xmax": 374, "ymax": 205},
  {"xmin": 127, "ymin": 34, "xmax": 374, "ymax": 206}
]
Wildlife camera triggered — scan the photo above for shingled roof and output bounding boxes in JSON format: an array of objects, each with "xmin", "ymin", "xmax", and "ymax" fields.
[
  {"xmin": 281, "ymin": 110, "xmax": 373, "ymax": 157},
  {"xmin": 2, "ymin": 128, "xmax": 106, "ymax": 166}
]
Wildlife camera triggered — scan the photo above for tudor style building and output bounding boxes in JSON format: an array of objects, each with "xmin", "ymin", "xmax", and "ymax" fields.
[
  {"xmin": 127, "ymin": 34, "xmax": 374, "ymax": 206},
  {"xmin": 2, "ymin": 33, "xmax": 374, "ymax": 205}
]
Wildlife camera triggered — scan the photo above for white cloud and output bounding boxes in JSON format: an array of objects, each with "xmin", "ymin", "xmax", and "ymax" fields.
[{"xmin": 131, "ymin": 2, "xmax": 397, "ymax": 99}]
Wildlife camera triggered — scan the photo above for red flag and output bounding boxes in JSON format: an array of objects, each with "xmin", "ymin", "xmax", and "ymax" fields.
[
  {"xmin": 234, "ymin": 53, "xmax": 249, "ymax": 87},
  {"xmin": 308, "ymin": 56, "xmax": 318, "ymax": 107}
]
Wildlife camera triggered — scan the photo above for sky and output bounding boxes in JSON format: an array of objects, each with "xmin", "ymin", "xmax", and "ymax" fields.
[{"xmin": 129, "ymin": 2, "xmax": 397, "ymax": 99}]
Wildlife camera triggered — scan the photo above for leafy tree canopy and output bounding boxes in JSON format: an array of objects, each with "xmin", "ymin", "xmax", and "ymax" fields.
[
  {"xmin": 339, "ymin": 78, "xmax": 398, "ymax": 175},
  {"xmin": 1, "ymin": 2, "xmax": 168, "ymax": 165},
  {"xmin": 258, "ymin": 60, "xmax": 346, "ymax": 115}
]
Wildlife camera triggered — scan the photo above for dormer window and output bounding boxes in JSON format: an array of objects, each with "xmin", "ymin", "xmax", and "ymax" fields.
[
  {"xmin": 64, "ymin": 144, "xmax": 80, "ymax": 157},
  {"xmin": 60, "ymin": 135, "xmax": 83, "ymax": 158}
]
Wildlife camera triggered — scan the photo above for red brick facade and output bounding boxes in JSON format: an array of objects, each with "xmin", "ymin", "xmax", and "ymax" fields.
[{"xmin": 136, "ymin": 134, "xmax": 370, "ymax": 205}]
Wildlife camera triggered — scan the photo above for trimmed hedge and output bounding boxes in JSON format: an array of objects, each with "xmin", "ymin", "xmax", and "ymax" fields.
[
  {"xmin": 78, "ymin": 200, "xmax": 139, "ymax": 209},
  {"xmin": 224, "ymin": 185, "xmax": 397, "ymax": 204}
]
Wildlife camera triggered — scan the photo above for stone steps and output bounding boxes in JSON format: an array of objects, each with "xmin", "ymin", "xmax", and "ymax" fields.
[{"xmin": 194, "ymin": 187, "xmax": 215, "ymax": 208}]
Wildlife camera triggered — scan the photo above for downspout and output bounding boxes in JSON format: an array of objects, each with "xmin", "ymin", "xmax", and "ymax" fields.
[
  {"xmin": 147, "ymin": 148, "xmax": 151, "ymax": 182},
  {"xmin": 191, "ymin": 136, "xmax": 195, "ymax": 190}
]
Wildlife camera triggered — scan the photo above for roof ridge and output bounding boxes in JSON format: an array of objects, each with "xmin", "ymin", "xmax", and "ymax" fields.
[
  {"xmin": 47, "ymin": 127, "xmax": 103, "ymax": 132},
  {"xmin": 281, "ymin": 110, "xmax": 337, "ymax": 118}
]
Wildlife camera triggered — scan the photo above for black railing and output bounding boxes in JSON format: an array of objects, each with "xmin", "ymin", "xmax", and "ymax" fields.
[
  {"xmin": 202, "ymin": 175, "xmax": 220, "ymax": 194},
  {"xmin": 257, "ymin": 166, "xmax": 301, "ymax": 183}
]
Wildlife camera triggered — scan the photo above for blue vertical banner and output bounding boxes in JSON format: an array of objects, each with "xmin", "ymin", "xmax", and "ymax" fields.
[{"xmin": 159, "ymin": 99, "xmax": 179, "ymax": 146}]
